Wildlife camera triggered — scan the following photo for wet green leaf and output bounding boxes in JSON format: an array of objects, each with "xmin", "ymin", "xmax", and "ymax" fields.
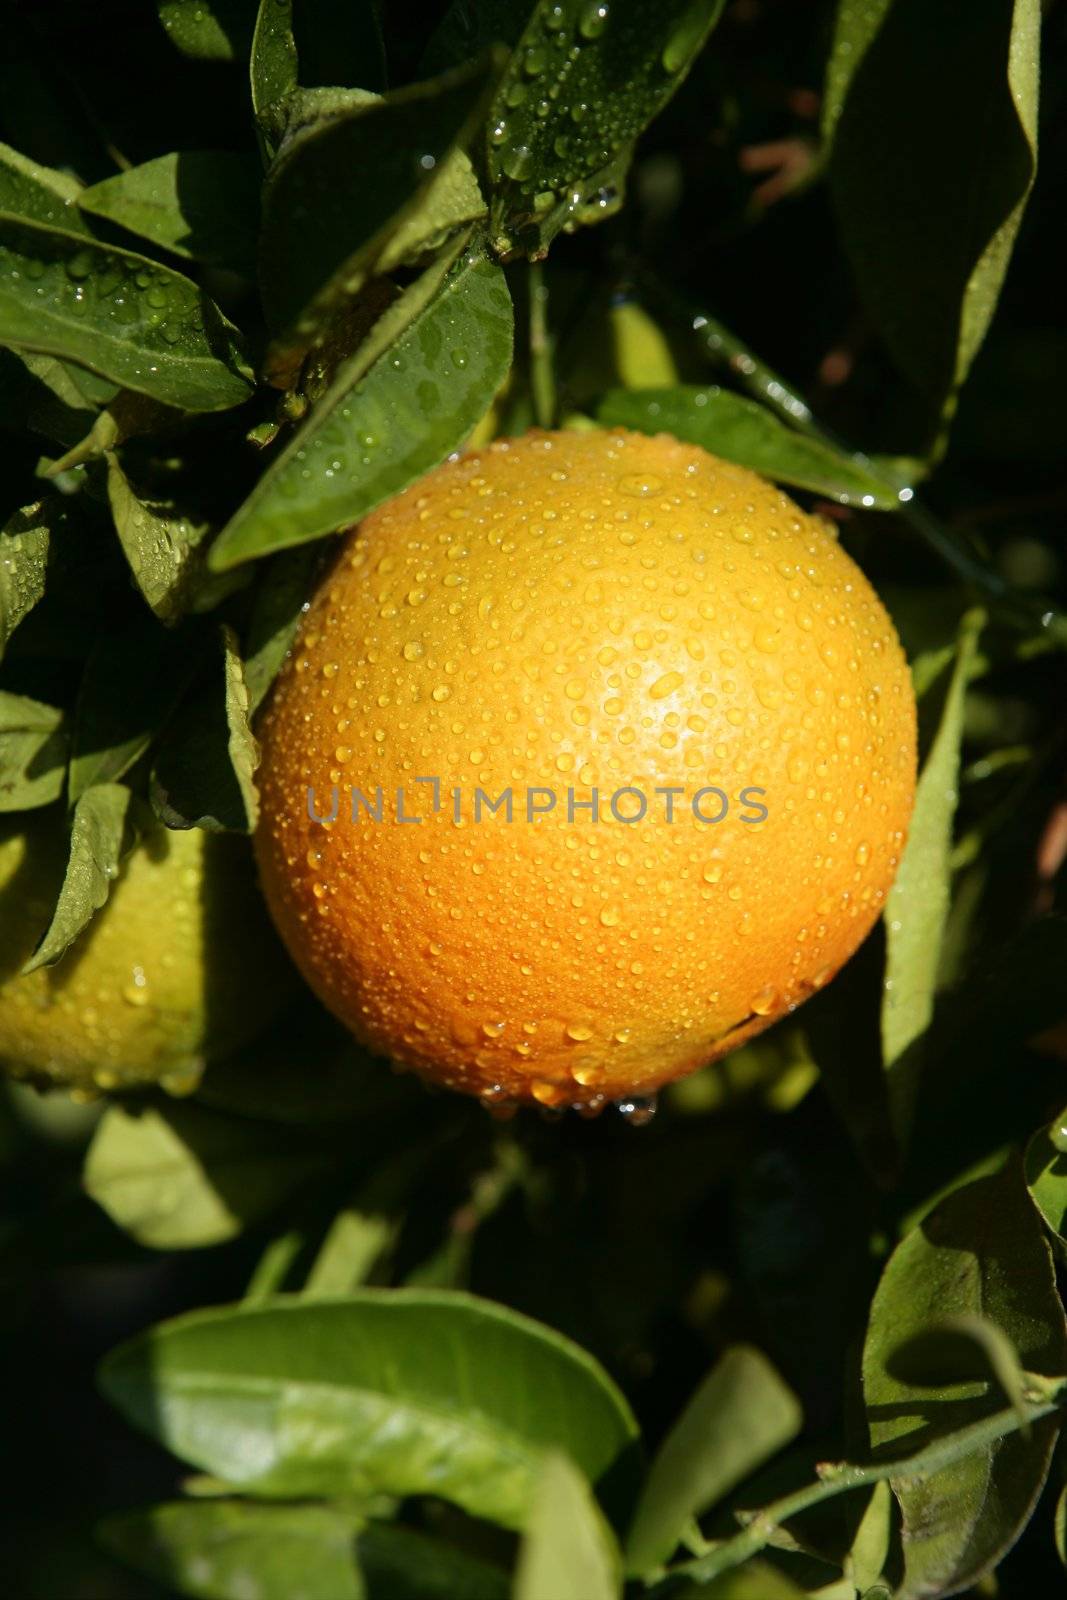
[
  {"xmin": 626, "ymin": 1346, "xmax": 802, "ymax": 1575},
  {"xmin": 150, "ymin": 626, "xmax": 259, "ymax": 832},
  {"xmin": 515, "ymin": 1452, "xmax": 622, "ymax": 1600},
  {"xmin": 881, "ymin": 609, "xmax": 984, "ymax": 1142},
  {"xmin": 243, "ymin": 545, "xmax": 323, "ymax": 712},
  {"xmin": 830, "ymin": 0, "xmax": 1039, "ymax": 424},
  {"xmin": 596, "ymin": 386, "xmax": 903, "ymax": 508},
  {"xmin": 1025, "ymin": 1106, "xmax": 1067, "ymax": 1246},
  {"xmin": 85, "ymin": 1100, "xmax": 327, "ymax": 1249},
  {"xmin": 487, "ymin": 0, "xmax": 726, "ymax": 256},
  {"xmin": 0, "ymin": 215, "xmax": 254, "ymax": 412},
  {"xmin": 251, "ymin": 0, "xmax": 299, "ymax": 157},
  {"xmin": 98, "ymin": 1290, "xmax": 640, "ymax": 1525},
  {"xmin": 863, "ymin": 1159, "xmax": 1067, "ymax": 1599},
  {"xmin": 0, "ymin": 690, "xmax": 68, "ymax": 811},
  {"xmin": 22, "ymin": 781, "xmax": 135, "ymax": 972},
  {"xmin": 0, "ymin": 140, "xmax": 91, "ymax": 233},
  {"xmin": 100, "ymin": 1501, "xmax": 509, "ymax": 1600},
  {"xmin": 210, "ymin": 243, "xmax": 513, "ymax": 569},
  {"xmin": 79, "ymin": 152, "xmax": 262, "ymax": 276},
  {"xmin": 0, "ymin": 500, "xmax": 56, "ymax": 658},
  {"xmin": 259, "ymin": 60, "xmax": 492, "ymax": 343},
  {"xmin": 105, "ymin": 452, "xmax": 213, "ymax": 623},
  {"xmin": 158, "ymin": 0, "xmax": 256, "ymax": 62}
]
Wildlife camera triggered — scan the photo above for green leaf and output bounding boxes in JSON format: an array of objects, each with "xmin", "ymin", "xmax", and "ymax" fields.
[
  {"xmin": 829, "ymin": 0, "xmax": 1039, "ymax": 422},
  {"xmin": 105, "ymin": 452, "xmax": 214, "ymax": 623},
  {"xmin": 886, "ymin": 1313, "xmax": 1033, "ymax": 1427},
  {"xmin": 22, "ymin": 782, "xmax": 136, "ymax": 972},
  {"xmin": 243, "ymin": 545, "xmax": 323, "ymax": 712},
  {"xmin": 881, "ymin": 608, "xmax": 984, "ymax": 1142},
  {"xmin": 487, "ymin": 0, "xmax": 726, "ymax": 257},
  {"xmin": 78, "ymin": 152, "xmax": 262, "ymax": 277},
  {"xmin": 304, "ymin": 1207, "xmax": 395, "ymax": 1295},
  {"xmin": 209, "ymin": 242, "xmax": 513, "ymax": 569},
  {"xmin": 251, "ymin": 0, "xmax": 300, "ymax": 157},
  {"xmin": 99, "ymin": 1501, "xmax": 509, "ymax": 1600},
  {"xmin": 0, "ymin": 500, "xmax": 56, "ymax": 658},
  {"xmin": 84, "ymin": 1100, "xmax": 327, "ymax": 1249},
  {"xmin": 68, "ymin": 614, "xmax": 198, "ymax": 803},
  {"xmin": 1024, "ymin": 1106, "xmax": 1067, "ymax": 1246},
  {"xmin": 0, "ymin": 140, "xmax": 91, "ymax": 233},
  {"xmin": 151, "ymin": 626, "xmax": 259, "ymax": 832},
  {"xmin": 670, "ymin": 1564, "xmax": 808, "ymax": 1598},
  {"xmin": 845, "ymin": 1479, "xmax": 892, "ymax": 1593},
  {"xmin": 820, "ymin": 0, "xmax": 893, "ymax": 146},
  {"xmin": 0, "ymin": 348, "xmax": 113, "ymax": 447},
  {"xmin": 862, "ymin": 1158, "xmax": 1067, "ymax": 1599},
  {"xmin": 0, "ymin": 214, "xmax": 254, "ymax": 412},
  {"xmin": 98, "ymin": 1290, "xmax": 640, "ymax": 1526},
  {"xmin": 258, "ymin": 60, "xmax": 492, "ymax": 345},
  {"xmin": 0, "ymin": 689, "xmax": 68, "ymax": 811},
  {"xmin": 625, "ymin": 1346, "xmax": 802, "ymax": 1575},
  {"xmin": 158, "ymin": 0, "xmax": 256, "ymax": 62},
  {"xmin": 596, "ymin": 387, "xmax": 903, "ymax": 509},
  {"xmin": 515, "ymin": 1451, "xmax": 622, "ymax": 1600},
  {"xmin": 1056, "ymin": 1481, "xmax": 1067, "ymax": 1569}
]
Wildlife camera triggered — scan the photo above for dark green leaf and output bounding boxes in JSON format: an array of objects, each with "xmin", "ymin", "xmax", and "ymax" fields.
[
  {"xmin": 596, "ymin": 387, "xmax": 903, "ymax": 508},
  {"xmin": 158, "ymin": 0, "xmax": 256, "ymax": 62},
  {"xmin": 106, "ymin": 452, "xmax": 214, "ymax": 622},
  {"xmin": 626, "ymin": 1346, "xmax": 802, "ymax": 1575},
  {"xmin": 820, "ymin": 0, "xmax": 892, "ymax": 146},
  {"xmin": 210, "ymin": 242, "xmax": 513, "ymax": 568},
  {"xmin": 863, "ymin": 1159, "xmax": 1067, "ymax": 1599},
  {"xmin": 886, "ymin": 1313, "xmax": 1033, "ymax": 1426},
  {"xmin": 1025, "ymin": 1107, "xmax": 1067, "ymax": 1245},
  {"xmin": 69, "ymin": 614, "xmax": 198, "ymax": 803},
  {"xmin": 0, "ymin": 214, "xmax": 254, "ymax": 412},
  {"xmin": 98, "ymin": 1290, "xmax": 640, "ymax": 1525},
  {"xmin": 79, "ymin": 152, "xmax": 262, "ymax": 276},
  {"xmin": 829, "ymin": 0, "xmax": 1039, "ymax": 419},
  {"xmin": 150, "ymin": 626, "xmax": 259, "ymax": 832},
  {"xmin": 515, "ymin": 1452, "xmax": 622, "ymax": 1600},
  {"xmin": 0, "ymin": 500, "xmax": 55, "ymax": 658},
  {"xmin": 356, "ymin": 1522, "xmax": 508, "ymax": 1600},
  {"xmin": 0, "ymin": 348, "xmax": 114, "ymax": 447},
  {"xmin": 85, "ymin": 1100, "xmax": 327, "ymax": 1249},
  {"xmin": 22, "ymin": 782, "xmax": 135, "ymax": 971},
  {"xmin": 243, "ymin": 545, "xmax": 322, "ymax": 712},
  {"xmin": 881, "ymin": 609, "xmax": 984, "ymax": 1141},
  {"xmin": 251, "ymin": 0, "xmax": 299, "ymax": 157},
  {"xmin": 258, "ymin": 60, "xmax": 492, "ymax": 343},
  {"xmin": 1056, "ymin": 1482, "xmax": 1067, "ymax": 1568},
  {"xmin": 0, "ymin": 140, "xmax": 92, "ymax": 233},
  {"xmin": 291, "ymin": 0, "xmax": 385, "ymax": 95},
  {"xmin": 486, "ymin": 0, "xmax": 726, "ymax": 257},
  {"xmin": 0, "ymin": 689, "xmax": 68, "ymax": 811}
]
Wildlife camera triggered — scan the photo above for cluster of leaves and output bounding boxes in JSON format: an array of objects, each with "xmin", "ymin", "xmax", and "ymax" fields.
[{"xmin": 3, "ymin": 0, "xmax": 1067, "ymax": 1597}]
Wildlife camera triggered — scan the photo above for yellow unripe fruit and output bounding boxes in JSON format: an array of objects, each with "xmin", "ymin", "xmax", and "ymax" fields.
[
  {"xmin": 255, "ymin": 429, "xmax": 917, "ymax": 1112},
  {"xmin": 0, "ymin": 818, "xmax": 292, "ymax": 1095}
]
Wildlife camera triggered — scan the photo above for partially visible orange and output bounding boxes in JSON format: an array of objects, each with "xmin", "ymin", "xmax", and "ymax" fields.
[{"xmin": 254, "ymin": 428, "xmax": 917, "ymax": 1111}]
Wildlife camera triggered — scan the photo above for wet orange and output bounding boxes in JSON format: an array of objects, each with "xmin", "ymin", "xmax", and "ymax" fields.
[{"xmin": 255, "ymin": 429, "xmax": 917, "ymax": 1111}]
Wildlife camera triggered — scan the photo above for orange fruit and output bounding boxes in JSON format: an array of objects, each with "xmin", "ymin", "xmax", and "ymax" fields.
[
  {"xmin": 254, "ymin": 428, "xmax": 916, "ymax": 1112},
  {"xmin": 0, "ymin": 817, "xmax": 293, "ymax": 1095}
]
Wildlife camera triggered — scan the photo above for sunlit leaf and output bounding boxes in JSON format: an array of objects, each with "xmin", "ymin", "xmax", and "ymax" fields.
[
  {"xmin": 22, "ymin": 782, "xmax": 136, "ymax": 972},
  {"xmin": 515, "ymin": 1452, "xmax": 622, "ymax": 1600},
  {"xmin": 79, "ymin": 152, "xmax": 261, "ymax": 276}
]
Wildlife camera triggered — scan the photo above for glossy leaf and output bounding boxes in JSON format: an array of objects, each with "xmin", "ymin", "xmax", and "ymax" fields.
[
  {"xmin": 98, "ymin": 1290, "xmax": 640, "ymax": 1526},
  {"xmin": 151, "ymin": 626, "xmax": 259, "ymax": 832},
  {"xmin": 626, "ymin": 1345, "xmax": 802, "ymax": 1574},
  {"xmin": 210, "ymin": 244, "xmax": 513, "ymax": 568},
  {"xmin": 22, "ymin": 782, "xmax": 135, "ymax": 972},
  {"xmin": 79, "ymin": 152, "xmax": 261, "ymax": 276},
  {"xmin": 0, "ymin": 140, "xmax": 91, "ymax": 233},
  {"xmin": 85, "ymin": 1101, "xmax": 327, "ymax": 1250},
  {"xmin": 486, "ymin": 0, "xmax": 726, "ymax": 256},
  {"xmin": 0, "ymin": 690, "xmax": 68, "ymax": 811},
  {"xmin": 250, "ymin": 0, "xmax": 299, "ymax": 157},
  {"xmin": 515, "ymin": 1452, "xmax": 622, "ymax": 1600},
  {"xmin": 863, "ymin": 1159, "xmax": 1067, "ymax": 1599},
  {"xmin": 258, "ymin": 61, "xmax": 492, "ymax": 341},
  {"xmin": 830, "ymin": 0, "xmax": 1039, "ymax": 415},
  {"xmin": 68, "ymin": 613, "xmax": 197, "ymax": 803},
  {"xmin": 106, "ymin": 452, "xmax": 213, "ymax": 622},
  {"xmin": 0, "ymin": 215, "xmax": 254, "ymax": 412},
  {"xmin": 158, "ymin": 0, "xmax": 256, "ymax": 61},
  {"xmin": 596, "ymin": 387, "xmax": 902, "ymax": 508},
  {"xmin": 1025, "ymin": 1107, "xmax": 1067, "ymax": 1245},
  {"xmin": 99, "ymin": 1501, "xmax": 509, "ymax": 1600},
  {"xmin": 881, "ymin": 609, "xmax": 984, "ymax": 1141},
  {"xmin": 0, "ymin": 500, "xmax": 55, "ymax": 658}
]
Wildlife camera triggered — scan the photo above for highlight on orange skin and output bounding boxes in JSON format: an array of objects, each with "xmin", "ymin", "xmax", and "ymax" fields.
[{"xmin": 254, "ymin": 428, "xmax": 917, "ymax": 1112}]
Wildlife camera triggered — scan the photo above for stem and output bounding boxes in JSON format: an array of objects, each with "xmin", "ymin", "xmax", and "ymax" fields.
[
  {"xmin": 529, "ymin": 261, "xmax": 556, "ymax": 429},
  {"xmin": 652, "ymin": 1383, "xmax": 1067, "ymax": 1592},
  {"xmin": 244, "ymin": 1229, "xmax": 304, "ymax": 1301}
]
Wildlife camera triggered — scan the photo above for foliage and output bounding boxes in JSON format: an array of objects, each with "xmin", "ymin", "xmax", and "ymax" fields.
[{"xmin": 1, "ymin": 1, "xmax": 1066, "ymax": 1597}]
